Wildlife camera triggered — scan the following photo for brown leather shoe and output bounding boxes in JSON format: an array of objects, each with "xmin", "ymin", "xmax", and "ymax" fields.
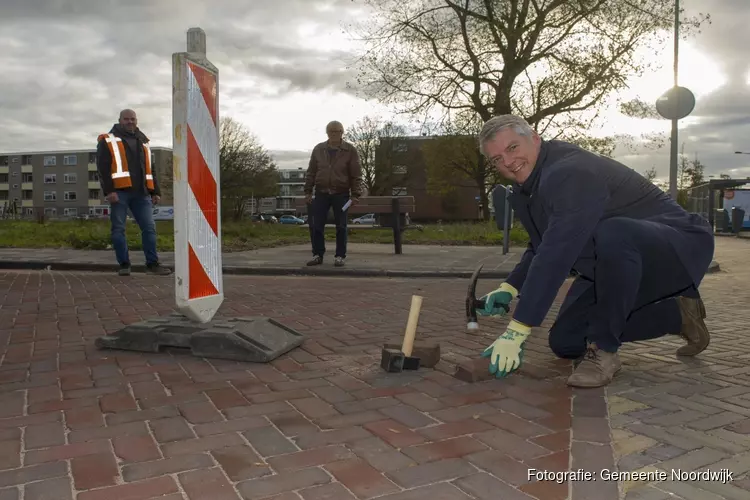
[
  {"xmin": 676, "ymin": 296, "xmax": 710, "ymax": 356},
  {"xmin": 567, "ymin": 343, "xmax": 621, "ymax": 388}
]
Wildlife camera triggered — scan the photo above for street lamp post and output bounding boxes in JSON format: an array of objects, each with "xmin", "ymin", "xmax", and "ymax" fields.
[
  {"xmin": 668, "ymin": 0, "xmax": 680, "ymax": 200},
  {"xmin": 655, "ymin": 0, "xmax": 694, "ymax": 200}
]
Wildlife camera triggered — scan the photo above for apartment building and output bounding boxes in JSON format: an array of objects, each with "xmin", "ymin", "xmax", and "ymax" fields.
[
  {"xmin": 247, "ymin": 168, "xmax": 306, "ymax": 215},
  {"xmin": 0, "ymin": 147, "xmax": 172, "ymax": 219}
]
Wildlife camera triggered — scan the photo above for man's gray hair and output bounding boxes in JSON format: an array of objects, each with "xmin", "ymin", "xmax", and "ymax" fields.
[
  {"xmin": 326, "ymin": 120, "xmax": 344, "ymax": 132},
  {"xmin": 478, "ymin": 115, "xmax": 534, "ymax": 155}
]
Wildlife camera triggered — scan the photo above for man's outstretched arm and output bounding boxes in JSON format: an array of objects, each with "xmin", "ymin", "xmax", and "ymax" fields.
[{"xmin": 511, "ymin": 164, "xmax": 610, "ymax": 327}]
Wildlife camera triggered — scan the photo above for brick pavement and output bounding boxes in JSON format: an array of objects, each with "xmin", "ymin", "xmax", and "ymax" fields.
[
  {"xmin": 0, "ymin": 265, "xmax": 579, "ymax": 499},
  {"xmin": 609, "ymin": 237, "xmax": 750, "ymax": 499},
  {"xmin": 0, "ymin": 237, "xmax": 745, "ymax": 499}
]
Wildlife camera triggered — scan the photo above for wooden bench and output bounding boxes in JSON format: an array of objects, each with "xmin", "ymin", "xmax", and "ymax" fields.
[{"xmin": 294, "ymin": 195, "xmax": 416, "ymax": 254}]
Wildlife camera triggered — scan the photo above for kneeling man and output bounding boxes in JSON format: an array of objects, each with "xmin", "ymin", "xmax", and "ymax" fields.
[{"xmin": 477, "ymin": 115, "xmax": 714, "ymax": 388}]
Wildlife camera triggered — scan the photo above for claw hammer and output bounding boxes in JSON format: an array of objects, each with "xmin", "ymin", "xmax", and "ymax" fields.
[{"xmin": 465, "ymin": 264, "xmax": 509, "ymax": 332}]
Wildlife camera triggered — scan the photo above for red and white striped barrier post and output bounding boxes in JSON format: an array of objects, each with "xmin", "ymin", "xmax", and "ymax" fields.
[{"xmin": 172, "ymin": 28, "xmax": 223, "ymax": 323}]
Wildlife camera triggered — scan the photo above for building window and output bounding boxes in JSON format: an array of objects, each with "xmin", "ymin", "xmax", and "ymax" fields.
[
  {"xmin": 88, "ymin": 171, "xmax": 99, "ymax": 182},
  {"xmin": 24, "ymin": 208, "xmax": 33, "ymax": 216},
  {"xmin": 44, "ymin": 191, "xmax": 56, "ymax": 201},
  {"xmin": 44, "ymin": 156, "xmax": 56, "ymax": 166},
  {"xmin": 44, "ymin": 208, "xmax": 56, "ymax": 216},
  {"xmin": 22, "ymin": 190, "xmax": 32, "ymax": 200},
  {"xmin": 0, "ymin": 174, "xmax": 7, "ymax": 183},
  {"xmin": 88, "ymin": 152, "xmax": 97, "ymax": 164},
  {"xmin": 392, "ymin": 187, "xmax": 407, "ymax": 195},
  {"xmin": 88, "ymin": 189, "xmax": 100, "ymax": 200},
  {"xmin": 44, "ymin": 174, "xmax": 56, "ymax": 184},
  {"xmin": 393, "ymin": 165, "xmax": 408, "ymax": 174},
  {"xmin": 64, "ymin": 208, "xmax": 78, "ymax": 216},
  {"xmin": 64, "ymin": 173, "xmax": 77, "ymax": 183},
  {"xmin": 63, "ymin": 155, "xmax": 77, "ymax": 166},
  {"xmin": 0, "ymin": 156, "xmax": 7, "ymax": 166},
  {"xmin": 64, "ymin": 191, "xmax": 77, "ymax": 201},
  {"xmin": 21, "ymin": 155, "xmax": 32, "ymax": 165},
  {"xmin": 22, "ymin": 173, "xmax": 33, "ymax": 182}
]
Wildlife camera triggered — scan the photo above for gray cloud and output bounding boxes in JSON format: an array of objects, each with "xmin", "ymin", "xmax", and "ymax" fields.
[
  {"xmin": 610, "ymin": 0, "xmax": 750, "ymax": 183},
  {"xmin": 269, "ymin": 150, "xmax": 311, "ymax": 170},
  {"xmin": 0, "ymin": 0, "xmax": 362, "ymax": 154}
]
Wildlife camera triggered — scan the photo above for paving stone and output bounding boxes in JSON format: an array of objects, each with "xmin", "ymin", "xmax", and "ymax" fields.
[
  {"xmin": 607, "ymin": 239, "xmax": 750, "ymax": 497},
  {"xmin": 0, "ymin": 238, "xmax": 745, "ymax": 500}
]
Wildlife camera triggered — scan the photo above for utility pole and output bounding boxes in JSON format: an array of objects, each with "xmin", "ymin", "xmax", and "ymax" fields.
[
  {"xmin": 668, "ymin": 0, "xmax": 680, "ymax": 199},
  {"xmin": 656, "ymin": 0, "xmax": 694, "ymax": 199}
]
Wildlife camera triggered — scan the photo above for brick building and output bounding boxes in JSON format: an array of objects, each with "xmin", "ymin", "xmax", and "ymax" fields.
[{"xmin": 373, "ymin": 135, "xmax": 482, "ymax": 222}]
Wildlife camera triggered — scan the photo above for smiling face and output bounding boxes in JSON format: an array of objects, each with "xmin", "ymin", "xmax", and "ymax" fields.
[{"xmin": 482, "ymin": 126, "xmax": 541, "ymax": 184}]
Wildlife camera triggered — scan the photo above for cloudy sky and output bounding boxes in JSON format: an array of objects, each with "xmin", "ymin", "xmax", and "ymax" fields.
[{"xmin": 0, "ymin": 0, "xmax": 749, "ymax": 182}]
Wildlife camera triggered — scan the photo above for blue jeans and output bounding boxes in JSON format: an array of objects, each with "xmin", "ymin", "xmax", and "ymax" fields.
[
  {"xmin": 109, "ymin": 190, "xmax": 159, "ymax": 266},
  {"xmin": 310, "ymin": 192, "xmax": 349, "ymax": 258}
]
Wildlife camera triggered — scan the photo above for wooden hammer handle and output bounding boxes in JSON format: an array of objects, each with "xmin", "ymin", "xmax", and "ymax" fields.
[{"xmin": 402, "ymin": 295, "xmax": 423, "ymax": 357}]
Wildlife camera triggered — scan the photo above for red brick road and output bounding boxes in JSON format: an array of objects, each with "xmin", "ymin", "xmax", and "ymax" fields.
[
  {"xmin": 0, "ymin": 237, "xmax": 746, "ymax": 499},
  {"xmin": 0, "ymin": 267, "xmax": 578, "ymax": 499}
]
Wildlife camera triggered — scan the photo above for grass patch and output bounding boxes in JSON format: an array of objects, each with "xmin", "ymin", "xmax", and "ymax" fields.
[{"xmin": 0, "ymin": 219, "xmax": 529, "ymax": 251}]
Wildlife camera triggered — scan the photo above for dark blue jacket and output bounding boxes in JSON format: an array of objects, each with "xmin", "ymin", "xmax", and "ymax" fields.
[{"xmin": 505, "ymin": 140, "xmax": 715, "ymax": 327}]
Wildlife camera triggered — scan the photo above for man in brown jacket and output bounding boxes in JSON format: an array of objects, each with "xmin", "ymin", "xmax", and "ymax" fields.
[{"xmin": 304, "ymin": 120, "xmax": 363, "ymax": 267}]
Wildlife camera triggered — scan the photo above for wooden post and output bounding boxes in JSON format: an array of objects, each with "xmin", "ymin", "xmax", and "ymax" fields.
[{"xmin": 392, "ymin": 197, "xmax": 402, "ymax": 255}]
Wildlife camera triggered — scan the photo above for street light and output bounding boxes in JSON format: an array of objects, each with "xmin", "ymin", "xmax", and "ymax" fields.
[{"xmin": 656, "ymin": 0, "xmax": 695, "ymax": 201}]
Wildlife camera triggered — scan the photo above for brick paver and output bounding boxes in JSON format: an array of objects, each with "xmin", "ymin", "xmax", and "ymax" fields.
[
  {"xmin": 0, "ymin": 264, "xmax": 575, "ymax": 499},
  {"xmin": 0, "ymin": 236, "xmax": 746, "ymax": 499},
  {"xmin": 608, "ymin": 237, "xmax": 750, "ymax": 499}
]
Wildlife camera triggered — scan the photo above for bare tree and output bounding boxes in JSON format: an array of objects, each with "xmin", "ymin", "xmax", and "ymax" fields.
[
  {"xmin": 219, "ymin": 117, "xmax": 278, "ymax": 220},
  {"xmin": 643, "ymin": 166, "xmax": 658, "ymax": 183},
  {"xmin": 348, "ymin": 0, "xmax": 709, "ymax": 144},
  {"xmin": 346, "ymin": 115, "xmax": 409, "ymax": 195}
]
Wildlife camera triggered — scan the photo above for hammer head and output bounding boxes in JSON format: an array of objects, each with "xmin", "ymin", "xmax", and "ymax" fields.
[
  {"xmin": 380, "ymin": 348, "xmax": 421, "ymax": 372},
  {"xmin": 466, "ymin": 264, "xmax": 483, "ymax": 331},
  {"xmin": 465, "ymin": 263, "xmax": 509, "ymax": 332}
]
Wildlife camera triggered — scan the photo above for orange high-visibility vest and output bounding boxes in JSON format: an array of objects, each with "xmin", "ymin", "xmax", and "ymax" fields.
[{"xmin": 97, "ymin": 133, "xmax": 155, "ymax": 190}]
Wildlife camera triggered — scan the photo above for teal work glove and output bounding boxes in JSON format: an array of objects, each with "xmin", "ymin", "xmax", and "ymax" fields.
[
  {"xmin": 477, "ymin": 282, "xmax": 518, "ymax": 317},
  {"xmin": 481, "ymin": 320, "xmax": 531, "ymax": 378}
]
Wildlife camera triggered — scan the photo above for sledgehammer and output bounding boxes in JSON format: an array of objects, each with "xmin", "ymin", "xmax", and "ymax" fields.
[{"xmin": 466, "ymin": 264, "xmax": 509, "ymax": 332}]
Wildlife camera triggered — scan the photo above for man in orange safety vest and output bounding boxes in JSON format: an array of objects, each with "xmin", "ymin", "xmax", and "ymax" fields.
[{"xmin": 96, "ymin": 109, "xmax": 171, "ymax": 276}]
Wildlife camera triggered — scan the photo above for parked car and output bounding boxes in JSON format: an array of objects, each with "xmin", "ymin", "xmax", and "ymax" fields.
[
  {"xmin": 278, "ymin": 215, "xmax": 305, "ymax": 225},
  {"xmin": 352, "ymin": 213, "xmax": 376, "ymax": 224},
  {"xmin": 251, "ymin": 213, "xmax": 278, "ymax": 223}
]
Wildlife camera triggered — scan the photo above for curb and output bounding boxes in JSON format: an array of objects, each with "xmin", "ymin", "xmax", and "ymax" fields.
[
  {"xmin": 0, "ymin": 260, "xmax": 513, "ymax": 279},
  {"xmin": 0, "ymin": 260, "xmax": 721, "ymax": 278}
]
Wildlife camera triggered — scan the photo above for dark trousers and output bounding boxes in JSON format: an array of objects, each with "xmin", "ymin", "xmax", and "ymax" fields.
[
  {"xmin": 549, "ymin": 217, "xmax": 700, "ymax": 357},
  {"xmin": 309, "ymin": 192, "xmax": 349, "ymax": 258}
]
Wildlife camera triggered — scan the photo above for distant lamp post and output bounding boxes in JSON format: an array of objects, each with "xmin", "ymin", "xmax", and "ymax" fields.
[{"xmin": 655, "ymin": 0, "xmax": 695, "ymax": 201}]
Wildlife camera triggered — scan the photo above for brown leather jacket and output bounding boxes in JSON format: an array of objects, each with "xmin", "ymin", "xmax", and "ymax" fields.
[{"xmin": 304, "ymin": 140, "xmax": 363, "ymax": 198}]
